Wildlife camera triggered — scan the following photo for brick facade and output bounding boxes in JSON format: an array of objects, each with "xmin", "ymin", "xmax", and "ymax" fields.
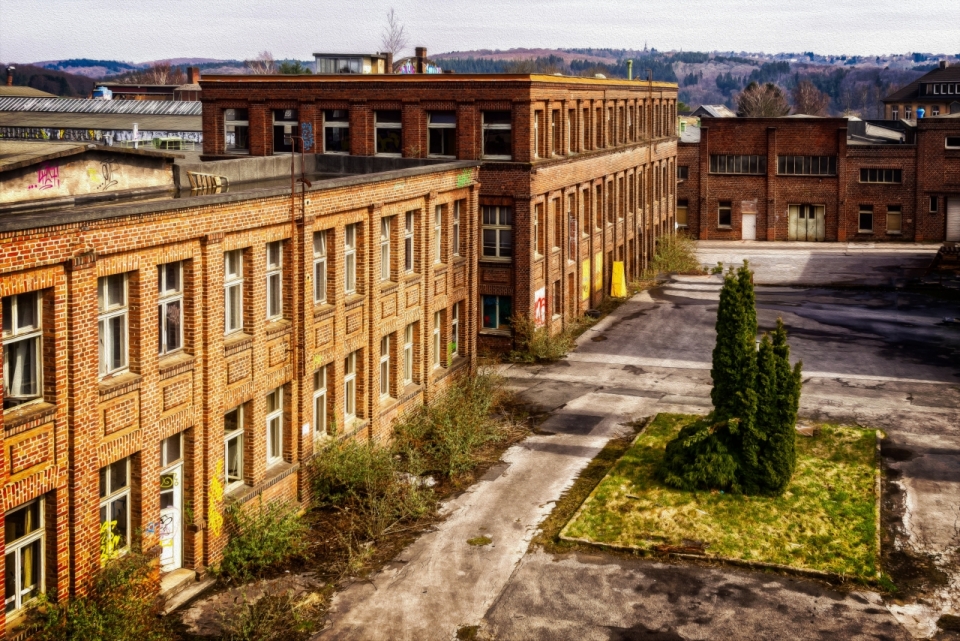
[
  {"xmin": 198, "ymin": 74, "xmax": 679, "ymax": 352},
  {"xmin": 0, "ymin": 161, "xmax": 479, "ymax": 635},
  {"xmin": 676, "ymin": 116, "xmax": 960, "ymax": 242}
]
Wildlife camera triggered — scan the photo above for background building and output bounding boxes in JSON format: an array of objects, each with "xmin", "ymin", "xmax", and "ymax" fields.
[{"xmin": 883, "ymin": 61, "xmax": 960, "ymax": 120}]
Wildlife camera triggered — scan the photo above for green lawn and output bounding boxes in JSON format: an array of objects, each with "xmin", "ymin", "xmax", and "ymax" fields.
[{"xmin": 561, "ymin": 414, "xmax": 880, "ymax": 579}]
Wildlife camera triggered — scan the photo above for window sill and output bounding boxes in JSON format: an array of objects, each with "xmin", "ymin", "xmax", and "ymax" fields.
[
  {"xmin": 99, "ymin": 371, "xmax": 141, "ymax": 398},
  {"xmin": 158, "ymin": 351, "xmax": 195, "ymax": 379},
  {"xmin": 434, "ymin": 263, "xmax": 448, "ymax": 274},
  {"xmin": 453, "ymin": 256, "xmax": 468, "ymax": 266},
  {"xmin": 313, "ymin": 302, "xmax": 335, "ymax": 319},
  {"xmin": 403, "ymin": 272, "xmax": 422, "ymax": 285},
  {"xmin": 481, "ymin": 155, "xmax": 513, "ymax": 161},
  {"xmin": 480, "ymin": 257, "xmax": 513, "ymax": 264},
  {"xmin": 717, "ymin": 225, "xmax": 732, "ymax": 230},
  {"xmin": 344, "ymin": 293, "xmax": 365, "ymax": 309},
  {"xmin": 224, "ymin": 331, "xmax": 254, "ymax": 355},
  {"xmin": 379, "ymin": 395, "xmax": 399, "ymax": 412},
  {"xmin": 380, "ymin": 280, "xmax": 399, "ymax": 294},
  {"xmin": 3, "ymin": 400, "xmax": 56, "ymax": 432},
  {"xmin": 399, "ymin": 382, "xmax": 422, "ymax": 403},
  {"xmin": 887, "ymin": 231, "xmax": 902, "ymax": 235},
  {"xmin": 480, "ymin": 327, "xmax": 512, "ymax": 337}
]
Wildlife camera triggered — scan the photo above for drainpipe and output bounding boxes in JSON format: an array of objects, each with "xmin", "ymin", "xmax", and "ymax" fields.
[{"xmin": 627, "ymin": 60, "xmax": 633, "ymax": 81}]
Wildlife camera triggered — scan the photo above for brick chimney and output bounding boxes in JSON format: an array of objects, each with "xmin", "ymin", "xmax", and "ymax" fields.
[
  {"xmin": 6, "ymin": 66, "xmax": 14, "ymax": 87},
  {"xmin": 385, "ymin": 52, "xmax": 393, "ymax": 74},
  {"xmin": 940, "ymin": 60, "xmax": 949, "ymax": 69},
  {"xmin": 187, "ymin": 67, "xmax": 200, "ymax": 84},
  {"xmin": 415, "ymin": 47, "xmax": 427, "ymax": 74}
]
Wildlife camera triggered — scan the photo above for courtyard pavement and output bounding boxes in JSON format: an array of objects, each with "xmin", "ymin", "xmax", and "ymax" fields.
[{"xmin": 318, "ymin": 244, "xmax": 959, "ymax": 640}]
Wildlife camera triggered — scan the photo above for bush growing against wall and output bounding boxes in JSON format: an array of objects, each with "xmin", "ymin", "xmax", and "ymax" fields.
[
  {"xmin": 649, "ymin": 232, "xmax": 704, "ymax": 275},
  {"xmin": 508, "ymin": 314, "xmax": 577, "ymax": 363},
  {"xmin": 218, "ymin": 498, "xmax": 308, "ymax": 584}
]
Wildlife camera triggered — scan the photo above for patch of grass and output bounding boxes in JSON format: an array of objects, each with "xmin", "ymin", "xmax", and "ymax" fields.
[
  {"xmin": 220, "ymin": 590, "xmax": 324, "ymax": 641},
  {"xmin": 467, "ymin": 536, "xmax": 492, "ymax": 546},
  {"xmin": 561, "ymin": 413, "xmax": 880, "ymax": 579}
]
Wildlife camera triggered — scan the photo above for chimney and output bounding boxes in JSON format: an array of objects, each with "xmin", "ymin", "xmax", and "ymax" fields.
[
  {"xmin": 385, "ymin": 52, "xmax": 393, "ymax": 74},
  {"xmin": 415, "ymin": 46, "xmax": 427, "ymax": 74},
  {"xmin": 627, "ymin": 60, "xmax": 633, "ymax": 80},
  {"xmin": 6, "ymin": 66, "xmax": 14, "ymax": 87},
  {"xmin": 940, "ymin": 60, "xmax": 949, "ymax": 69},
  {"xmin": 187, "ymin": 67, "xmax": 200, "ymax": 84}
]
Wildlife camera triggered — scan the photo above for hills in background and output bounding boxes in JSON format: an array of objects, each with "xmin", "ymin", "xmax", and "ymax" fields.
[{"xmin": 6, "ymin": 48, "xmax": 959, "ymax": 117}]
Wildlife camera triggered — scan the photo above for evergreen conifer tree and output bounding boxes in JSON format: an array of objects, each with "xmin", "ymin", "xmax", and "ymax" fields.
[{"xmin": 765, "ymin": 318, "xmax": 802, "ymax": 492}]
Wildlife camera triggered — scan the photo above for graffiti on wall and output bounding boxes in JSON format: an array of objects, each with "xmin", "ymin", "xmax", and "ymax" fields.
[
  {"xmin": 0, "ymin": 126, "xmax": 202, "ymax": 145},
  {"xmin": 300, "ymin": 121, "xmax": 315, "ymax": 151},
  {"xmin": 27, "ymin": 163, "xmax": 60, "ymax": 191},
  {"xmin": 534, "ymin": 287, "xmax": 547, "ymax": 326},
  {"xmin": 208, "ymin": 460, "xmax": 224, "ymax": 538}
]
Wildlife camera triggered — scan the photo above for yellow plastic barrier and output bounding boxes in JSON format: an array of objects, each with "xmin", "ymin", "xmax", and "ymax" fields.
[{"xmin": 611, "ymin": 261, "xmax": 627, "ymax": 298}]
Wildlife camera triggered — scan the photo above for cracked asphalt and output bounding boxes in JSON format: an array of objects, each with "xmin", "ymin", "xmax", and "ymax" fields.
[{"xmin": 318, "ymin": 245, "xmax": 960, "ymax": 641}]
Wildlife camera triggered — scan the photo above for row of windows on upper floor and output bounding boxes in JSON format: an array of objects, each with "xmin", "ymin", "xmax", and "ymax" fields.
[
  {"xmin": 675, "ymin": 200, "xmax": 915, "ymax": 235},
  {"xmin": 2, "ymin": 204, "xmax": 465, "ymax": 409},
  {"xmin": 679, "ymin": 161, "xmax": 913, "ymax": 183},
  {"xmin": 224, "ymin": 104, "xmax": 676, "ymax": 158}
]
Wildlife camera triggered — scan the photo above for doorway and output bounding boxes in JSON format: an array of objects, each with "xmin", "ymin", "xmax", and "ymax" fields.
[
  {"xmin": 159, "ymin": 434, "xmax": 184, "ymax": 573},
  {"xmin": 947, "ymin": 197, "xmax": 960, "ymax": 242},
  {"xmin": 788, "ymin": 204, "xmax": 825, "ymax": 241},
  {"xmin": 742, "ymin": 214, "xmax": 757, "ymax": 240}
]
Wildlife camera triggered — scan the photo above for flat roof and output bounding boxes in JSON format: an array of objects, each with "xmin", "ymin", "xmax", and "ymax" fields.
[
  {"xmin": 0, "ymin": 140, "xmax": 181, "ymax": 171},
  {"xmin": 200, "ymin": 73, "xmax": 677, "ymax": 90},
  {"xmin": 0, "ymin": 112, "xmax": 201, "ymax": 131}
]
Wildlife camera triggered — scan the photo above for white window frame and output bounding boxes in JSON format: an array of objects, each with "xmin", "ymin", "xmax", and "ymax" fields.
[
  {"xmin": 344, "ymin": 224, "xmax": 357, "ymax": 294},
  {"xmin": 4, "ymin": 498, "xmax": 44, "ymax": 616},
  {"xmin": 379, "ymin": 335, "xmax": 391, "ymax": 398},
  {"xmin": 451, "ymin": 303, "xmax": 459, "ymax": 358},
  {"xmin": 482, "ymin": 111, "xmax": 513, "ymax": 160},
  {"xmin": 452, "ymin": 201, "xmax": 461, "ymax": 257},
  {"xmin": 313, "ymin": 367, "xmax": 327, "ymax": 438},
  {"xmin": 158, "ymin": 261, "xmax": 183, "ymax": 356},
  {"xmin": 404, "ymin": 212, "xmax": 415, "ymax": 272},
  {"xmin": 481, "ymin": 206, "xmax": 513, "ymax": 260},
  {"xmin": 434, "ymin": 206, "xmax": 443, "ymax": 264},
  {"xmin": 224, "ymin": 406, "xmax": 244, "ymax": 488},
  {"xmin": 224, "ymin": 250, "xmax": 243, "ymax": 335},
  {"xmin": 98, "ymin": 273, "xmax": 129, "ymax": 378},
  {"xmin": 403, "ymin": 323, "xmax": 414, "ymax": 385},
  {"xmin": 2, "ymin": 291, "xmax": 42, "ymax": 409},
  {"xmin": 266, "ymin": 388, "xmax": 283, "ymax": 467},
  {"xmin": 313, "ymin": 230, "xmax": 328, "ymax": 304},
  {"xmin": 375, "ymin": 110, "xmax": 402, "ymax": 157},
  {"xmin": 344, "ymin": 351, "xmax": 357, "ymax": 421},
  {"xmin": 224, "ymin": 108, "xmax": 250, "ymax": 154},
  {"xmin": 533, "ymin": 202, "xmax": 542, "ymax": 256},
  {"xmin": 433, "ymin": 311, "xmax": 442, "ymax": 369},
  {"xmin": 533, "ymin": 110, "xmax": 541, "ymax": 159},
  {"xmin": 99, "ymin": 457, "xmax": 131, "ymax": 556},
  {"xmin": 427, "ymin": 111, "xmax": 456, "ymax": 158},
  {"xmin": 323, "ymin": 109, "xmax": 350, "ymax": 154},
  {"xmin": 859, "ymin": 206, "xmax": 874, "ymax": 233},
  {"xmin": 381, "ymin": 217, "xmax": 392, "ymax": 281},
  {"xmin": 266, "ymin": 241, "xmax": 283, "ymax": 320}
]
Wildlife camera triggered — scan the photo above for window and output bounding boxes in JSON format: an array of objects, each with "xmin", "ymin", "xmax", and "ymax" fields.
[
  {"xmin": 482, "ymin": 295, "xmax": 512, "ymax": 330},
  {"xmin": 428, "ymin": 111, "xmax": 456, "ymax": 157},
  {"xmin": 344, "ymin": 224, "xmax": 357, "ymax": 294},
  {"xmin": 860, "ymin": 168, "xmax": 902, "ymax": 183},
  {"xmin": 313, "ymin": 367, "xmax": 328, "ymax": 438},
  {"xmin": 677, "ymin": 199, "xmax": 689, "ymax": 228},
  {"xmin": 718, "ymin": 201, "xmax": 732, "ymax": 227},
  {"xmin": 313, "ymin": 231, "xmax": 328, "ymax": 303},
  {"xmin": 224, "ymin": 406, "xmax": 244, "ymax": 486},
  {"xmin": 533, "ymin": 110, "xmax": 542, "ymax": 158},
  {"xmin": 2, "ymin": 292, "xmax": 41, "ymax": 409},
  {"xmin": 5, "ymin": 499, "xmax": 43, "ymax": 615},
  {"xmin": 97, "ymin": 274, "xmax": 128, "ymax": 377},
  {"xmin": 452, "ymin": 201, "xmax": 461, "ymax": 257},
  {"xmin": 567, "ymin": 194, "xmax": 577, "ymax": 256},
  {"xmin": 892, "ymin": 108, "xmax": 899, "ymax": 120},
  {"xmin": 432, "ymin": 311, "xmax": 442, "ymax": 368},
  {"xmin": 710, "ymin": 155, "xmax": 767, "ymax": 175},
  {"xmin": 606, "ymin": 181, "xmax": 614, "ymax": 224},
  {"xmin": 344, "ymin": 351, "xmax": 357, "ymax": 421},
  {"xmin": 266, "ymin": 388, "xmax": 283, "ymax": 466},
  {"xmin": 404, "ymin": 212, "xmax": 415, "ymax": 272},
  {"xmin": 375, "ymin": 110, "xmax": 402, "ymax": 156},
  {"xmin": 379, "ymin": 335, "xmax": 391, "ymax": 398},
  {"xmin": 161, "ymin": 433, "xmax": 182, "ymax": 469},
  {"xmin": 930, "ymin": 196, "xmax": 939, "ymax": 213},
  {"xmin": 777, "ymin": 156, "xmax": 837, "ymax": 176},
  {"xmin": 887, "ymin": 205, "xmax": 902, "ymax": 234},
  {"xmin": 677, "ymin": 165, "xmax": 689, "ymax": 181},
  {"xmin": 224, "ymin": 109, "xmax": 249, "ymax": 153},
  {"xmin": 946, "ymin": 137, "xmax": 960, "ymax": 149},
  {"xmin": 381, "ymin": 217, "xmax": 392, "ymax": 281},
  {"xmin": 932, "ymin": 106, "xmax": 941, "ymax": 116},
  {"xmin": 99, "ymin": 458, "xmax": 130, "ymax": 554},
  {"xmin": 482, "ymin": 111, "xmax": 512, "ymax": 159},
  {"xmin": 224, "ymin": 250, "xmax": 243, "ymax": 335},
  {"xmin": 324, "ymin": 110, "xmax": 350, "ymax": 154},
  {"xmin": 266, "ymin": 241, "xmax": 283, "ymax": 320},
  {"xmin": 403, "ymin": 323, "xmax": 415, "ymax": 385},
  {"xmin": 554, "ymin": 198, "xmax": 563, "ymax": 248},
  {"xmin": 552, "ymin": 110, "xmax": 561, "ymax": 155},
  {"xmin": 273, "ymin": 109, "xmax": 298, "ymax": 154},
  {"xmin": 533, "ymin": 202, "xmax": 543, "ymax": 256},
  {"xmin": 595, "ymin": 184, "xmax": 603, "ymax": 229},
  {"xmin": 317, "ymin": 57, "xmax": 361, "ymax": 74},
  {"xmin": 552, "ymin": 280, "xmax": 561, "ymax": 317},
  {"xmin": 481, "ymin": 206, "xmax": 513, "ymax": 259},
  {"xmin": 567, "ymin": 109, "xmax": 574, "ymax": 153},
  {"xmin": 450, "ymin": 304, "xmax": 459, "ymax": 357},
  {"xmin": 434, "ymin": 206, "xmax": 443, "ymax": 264},
  {"xmin": 158, "ymin": 262, "xmax": 183, "ymax": 355},
  {"xmin": 859, "ymin": 205, "xmax": 874, "ymax": 233},
  {"xmin": 905, "ymin": 107, "xmax": 913, "ymax": 119},
  {"xmin": 581, "ymin": 108, "xmax": 588, "ymax": 150}
]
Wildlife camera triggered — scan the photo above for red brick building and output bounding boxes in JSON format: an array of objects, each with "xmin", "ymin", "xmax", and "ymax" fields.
[
  {"xmin": 197, "ymin": 73, "xmax": 679, "ymax": 350},
  {"xmin": 677, "ymin": 115, "xmax": 960, "ymax": 242},
  {"xmin": 0, "ymin": 147, "xmax": 478, "ymax": 635}
]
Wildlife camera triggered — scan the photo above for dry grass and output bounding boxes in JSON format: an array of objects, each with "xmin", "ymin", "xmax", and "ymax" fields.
[{"xmin": 561, "ymin": 413, "xmax": 880, "ymax": 579}]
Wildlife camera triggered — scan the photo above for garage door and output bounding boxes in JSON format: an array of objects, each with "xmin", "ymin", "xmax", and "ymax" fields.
[{"xmin": 948, "ymin": 197, "xmax": 960, "ymax": 242}]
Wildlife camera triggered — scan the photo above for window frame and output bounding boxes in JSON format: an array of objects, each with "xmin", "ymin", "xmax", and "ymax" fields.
[
  {"xmin": 452, "ymin": 201, "xmax": 461, "ymax": 257},
  {"xmin": 404, "ymin": 212, "xmax": 415, "ymax": 273},
  {"xmin": 374, "ymin": 110, "xmax": 402, "ymax": 157},
  {"xmin": 858, "ymin": 205, "xmax": 874, "ymax": 233},
  {"xmin": 157, "ymin": 261, "xmax": 184, "ymax": 356},
  {"xmin": 859, "ymin": 168, "xmax": 902, "ymax": 184},
  {"xmin": 4, "ymin": 498, "xmax": 45, "ymax": 616},
  {"xmin": 710, "ymin": 154, "xmax": 768, "ymax": 175},
  {"xmin": 313, "ymin": 367, "xmax": 328, "ymax": 438},
  {"xmin": 224, "ymin": 406, "xmax": 244, "ymax": 488},
  {"xmin": 434, "ymin": 205, "xmax": 443, "ymax": 264},
  {"xmin": 380, "ymin": 217, "xmax": 393, "ymax": 281},
  {"xmin": 344, "ymin": 351, "xmax": 358, "ymax": 421},
  {"xmin": 97, "ymin": 273, "xmax": 129, "ymax": 378},
  {"xmin": 451, "ymin": 303, "xmax": 459, "ymax": 358},
  {"xmin": 224, "ymin": 250, "xmax": 244, "ymax": 336},
  {"xmin": 481, "ymin": 295, "xmax": 512, "ymax": 331},
  {"xmin": 946, "ymin": 136, "xmax": 960, "ymax": 149},
  {"xmin": 481, "ymin": 111, "xmax": 513, "ymax": 160},
  {"xmin": 323, "ymin": 109, "xmax": 350, "ymax": 154},
  {"xmin": 2, "ymin": 291, "xmax": 43, "ymax": 409},
  {"xmin": 481, "ymin": 206, "xmax": 514, "ymax": 261},
  {"xmin": 224, "ymin": 108, "xmax": 250, "ymax": 154},
  {"xmin": 930, "ymin": 196, "xmax": 939, "ymax": 213},
  {"xmin": 379, "ymin": 335, "xmax": 391, "ymax": 398},
  {"xmin": 344, "ymin": 223, "xmax": 358, "ymax": 294},
  {"xmin": 427, "ymin": 111, "xmax": 457, "ymax": 158},
  {"xmin": 432, "ymin": 311, "xmax": 442, "ymax": 369},
  {"xmin": 403, "ymin": 323, "xmax": 415, "ymax": 385},
  {"xmin": 886, "ymin": 205, "xmax": 903, "ymax": 234},
  {"xmin": 265, "ymin": 241, "xmax": 283, "ymax": 321},
  {"xmin": 99, "ymin": 457, "xmax": 131, "ymax": 556},
  {"xmin": 265, "ymin": 388, "xmax": 283, "ymax": 467},
  {"xmin": 313, "ymin": 230, "xmax": 328, "ymax": 304},
  {"xmin": 718, "ymin": 201, "xmax": 733, "ymax": 228}
]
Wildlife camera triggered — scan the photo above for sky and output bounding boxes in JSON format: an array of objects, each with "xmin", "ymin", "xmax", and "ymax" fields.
[{"xmin": 2, "ymin": 0, "xmax": 959, "ymax": 64}]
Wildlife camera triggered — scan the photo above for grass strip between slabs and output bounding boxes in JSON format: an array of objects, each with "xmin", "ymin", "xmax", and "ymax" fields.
[{"xmin": 560, "ymin": 413, "xmax": 880, "ymax": 580}]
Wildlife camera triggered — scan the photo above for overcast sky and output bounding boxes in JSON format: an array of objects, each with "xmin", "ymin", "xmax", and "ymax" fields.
[{"xmin": 2, "ymin": 0, "xmax": 959, "ymax": 64}]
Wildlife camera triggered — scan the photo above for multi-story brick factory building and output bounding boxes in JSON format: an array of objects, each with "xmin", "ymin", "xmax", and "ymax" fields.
[
  {"xmin": 197, "ymin": 70, "xmax": 679, "ymax": 350},
  {"xmin": 676, "ymin": 115, "xmax": 960, "ymax": 242},
  {"xmin": 0, "ymin": 143, "xmax": 479, "ymax": 633}
]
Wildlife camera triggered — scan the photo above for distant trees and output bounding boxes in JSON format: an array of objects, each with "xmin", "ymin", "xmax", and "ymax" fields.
[
  {"xmin": 277, "ymin": 60, "xmax": 312, "ymax": 75},
  {"xmin": 791, "ymin": 80, "xmax": 830, "ymax": 116},
  {"xmin": 245, "ymin": 51, "xmax": 276, "ymax": 75},
  {"xmin": 123, "ymin": 62, "xmax": 184, "ymax": 85},
  {"xmin": 715, "ymin": 72, "xmax": 740, "ymax": 96},
  {"xmin": 380, "ymin": 8, "xmax": 409, "ymax": 58},
  {"xmin": 737, "ymin": 82, "xmax": 791, "ymax": 117}
]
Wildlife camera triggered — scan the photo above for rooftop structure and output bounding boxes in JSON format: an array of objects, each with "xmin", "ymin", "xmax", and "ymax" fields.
[{"xmin": 883, "ymin": 61, "xmax": 960, "ymax": 119}]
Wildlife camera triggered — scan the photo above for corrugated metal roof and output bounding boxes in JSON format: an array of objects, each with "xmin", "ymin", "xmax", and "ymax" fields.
[{"xmin": 0, "ymin": 97, "xmax": 202, "ymax": 116}]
